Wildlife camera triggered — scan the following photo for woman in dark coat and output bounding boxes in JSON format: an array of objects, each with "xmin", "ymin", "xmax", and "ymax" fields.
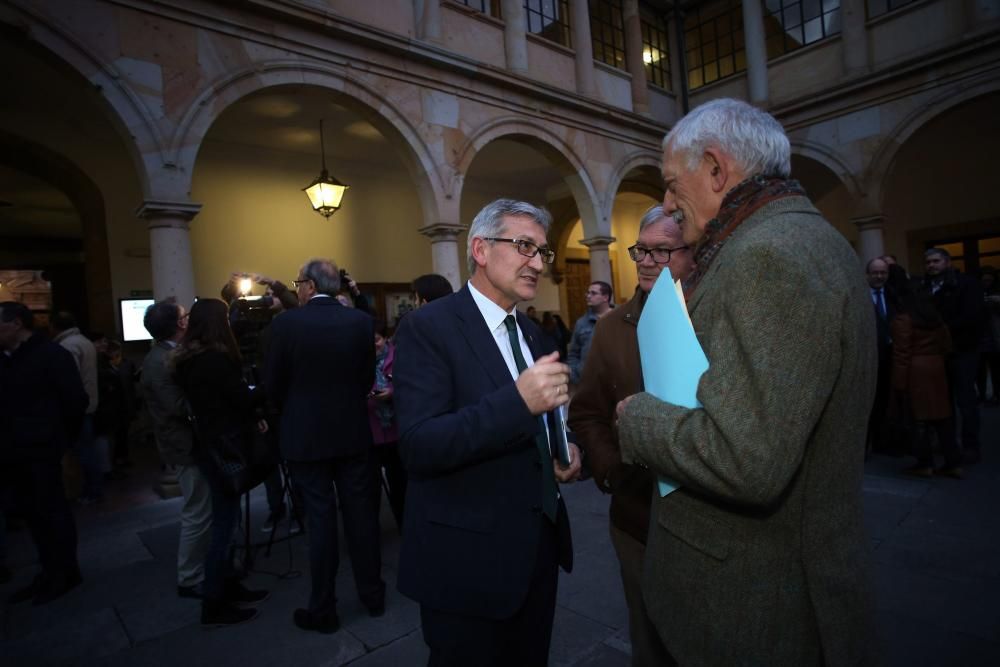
[
  {"xmin": 367, "ymin": 319, "xmax": 406, "ymax": 532},
  {"xmin": 891, "ymin": 281, "xmax": 961, "ymax": 477},
  {"xmin": 172, "ymin": 298, "xmax": 269, "ymax": 626}
]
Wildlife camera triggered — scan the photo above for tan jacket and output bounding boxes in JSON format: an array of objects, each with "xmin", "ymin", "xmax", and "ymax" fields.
[
  {"xmin": 568, "ymin": 288, "xmax": 654, "ymax": 544},
  {"xmin": 619, "ymin": 197, "xmax": 877, "ymax": 667}
]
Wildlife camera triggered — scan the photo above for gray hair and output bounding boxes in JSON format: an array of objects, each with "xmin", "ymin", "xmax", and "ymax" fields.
[
  {"xmin": 639, "ymin": 204, "xmax": 667, "ymax": 232},
  {"xmin": 662, "ymin": 98, "xmax": 791, "ymax": 178},
  {"xmin": 301, "ymin": 258, "xmax": 341, "ymax": 296},
  {"xmin": 466, "ymin": 198, "xmax": 552, "ymax": 275}
]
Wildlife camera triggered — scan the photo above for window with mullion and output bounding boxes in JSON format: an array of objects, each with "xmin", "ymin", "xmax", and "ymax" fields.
[
  {"xmin": 589, "ymin": 0, "xmax": 627, "ymax": 70},
  {"xmin": 684, "ymin": 0, "xmax": 745, "ymax": 90},
  {"xmin": 866, "ymin": 0, "xmax": 918, "ymax": 19},
  {"xmin": 525, "ymin": 0, "xmax": 572, "ymax": 47},
  {"xmin": 762, "ymin": 0, "xmax": 841, "ymax": 58},
  {"xmin": 455, "ymin": 0, "xmax": 503, "ymax": 19},
  {"xmin": 641, "ymin": 16, "xmax": 671, "ymax": 90}
]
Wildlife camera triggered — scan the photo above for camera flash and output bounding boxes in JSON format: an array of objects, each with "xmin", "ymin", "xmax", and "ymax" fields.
[{"xmin": 239, "ymin": 277, "xmax": 252, "ymax": 296}]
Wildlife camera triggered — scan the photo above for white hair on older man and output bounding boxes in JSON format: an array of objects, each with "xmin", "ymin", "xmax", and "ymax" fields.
[
  {"xmin": 466, "ymin": 198, "xmax": 552, "ymax": 275},
  {"xmin": 638, "ymin": 204, "xmax": 667, "ymax": 232},
  {"xmin": 662, "ymin": 98, "xmax": 791, "ymax": 179}
]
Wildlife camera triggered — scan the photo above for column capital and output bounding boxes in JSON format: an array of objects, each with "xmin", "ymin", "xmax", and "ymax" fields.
[
  {"xmin": 136, "ymin": 200, "xmax": 202, "ymax": 226},
  {"xmin": 851, "ymin": 214, "xmax": 886, "ymax": 231},
  {"xmin": 419, "ymin": 223, "xmax": 466, "ymax": 241},
  {"xmin": 579, "ymin": 235, "xmax": 616, "ymax": 249}
]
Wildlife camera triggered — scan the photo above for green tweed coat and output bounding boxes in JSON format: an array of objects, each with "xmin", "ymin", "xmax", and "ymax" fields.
[{"xmin": 619, "ymin": 196, "xmax": 877, "ymax": 667}]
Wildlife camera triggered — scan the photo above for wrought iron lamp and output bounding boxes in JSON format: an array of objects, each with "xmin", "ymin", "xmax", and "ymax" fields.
[{"xmin": 303, "ymin": 119, "xmax": 349, "ymax": 217}]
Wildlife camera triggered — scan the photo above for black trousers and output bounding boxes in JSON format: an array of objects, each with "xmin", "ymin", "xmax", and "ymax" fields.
[
  {"xmin": 373, "ymin": 442, "xmax": 407, "ymax": 532},
  {"xmin": 287, "ymin": 451, "xmax": 385, "ymax": 616},
  {"xmin": 421, "ymin": 519, "xmax": 559, "ymax": 667},
  {"xmin": 3, "ymin": 459, "xmax": 78, "ymax": 583}
]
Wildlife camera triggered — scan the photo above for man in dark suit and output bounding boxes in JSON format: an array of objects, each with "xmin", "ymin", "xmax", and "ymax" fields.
[
  {"xmin": 264, "ymin": 259, "xmax": 383, "ymax": 633},
  {"xmin": 393, "ymin": 199, "xmax": 582, "ymax": 666},
  {"xmin": 866, "ymin": 257, "xmax": 896, "ymax": 455}
]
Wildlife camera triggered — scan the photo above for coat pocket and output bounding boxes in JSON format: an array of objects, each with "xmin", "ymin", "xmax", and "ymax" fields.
[{"xmin": 657, "ymin": 500, "xmax": 731, "ymax": 562}]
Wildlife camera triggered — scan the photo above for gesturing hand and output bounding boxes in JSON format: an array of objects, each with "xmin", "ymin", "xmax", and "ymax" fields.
[{"xmin": 516, "ymin": 351, "xmax": 570, "ymax": 416}]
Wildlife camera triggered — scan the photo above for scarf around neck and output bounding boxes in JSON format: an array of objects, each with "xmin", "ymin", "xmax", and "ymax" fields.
[{"xmin": 683, "ymin": 174, "xmax": 806, "ymax": 298}]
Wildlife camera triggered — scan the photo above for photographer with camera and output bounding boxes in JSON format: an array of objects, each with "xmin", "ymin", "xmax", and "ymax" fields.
[{"xmin": 338, "ymin": 268, "xmax": 372, "ymax": 315}]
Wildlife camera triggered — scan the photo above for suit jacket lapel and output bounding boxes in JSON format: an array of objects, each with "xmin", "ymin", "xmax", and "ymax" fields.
[{"xmin": 454, "ymin": 286, "xmax": 516, "ymax": 390}]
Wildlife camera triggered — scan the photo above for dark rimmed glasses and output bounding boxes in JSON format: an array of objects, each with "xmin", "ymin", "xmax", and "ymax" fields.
[
  {"xmin": 627, "ymin": 244, "xmax": 688, "ymax": 264},
  {"xmin": 483, "ymin": 237, "xmax": 556, "ymax": 264},
  {"xmin": 292, "ymin": 278, "xmax": 313, "ymax": 287}
]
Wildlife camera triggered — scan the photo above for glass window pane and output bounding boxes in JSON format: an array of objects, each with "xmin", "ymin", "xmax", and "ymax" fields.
[
  {"xmin": 803, "ymin": 0, "xmax": 821, "ymax": 20},
  {"xmin": 719, "ymin": 57, "xmax": 734, "ymax": 77},
  {"xmin": 689, "ymin": 68, "xmax": 704, "ymax": 89},
  {"xmin": 938, "ymin": 242, "xmax": 964, "ymax": 258},
  {"xmin": 803, "ymin": 17, "xmax": 823, "ymax": 43},
  {"xmin": 979, "ymin": 237, "xmax": 1000, "ymax": 254}
]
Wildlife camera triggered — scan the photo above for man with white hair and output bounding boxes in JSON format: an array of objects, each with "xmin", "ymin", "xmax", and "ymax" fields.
[
  {"xmin": 617, "ymin": 99, "xmax": 876, "ymax": 666},
  {"xmin": 569, "ymin": 205, "xmax": 692, "ymax": 666}
]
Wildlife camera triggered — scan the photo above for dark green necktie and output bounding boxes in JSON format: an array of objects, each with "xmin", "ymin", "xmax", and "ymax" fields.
[{"xmin": 503, "ymin": 315, "xmax": 558, "ymax": 522}]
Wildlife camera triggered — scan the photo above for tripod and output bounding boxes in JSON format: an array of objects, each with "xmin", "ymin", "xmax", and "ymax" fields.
[{"xmin": 232, "ymin": 463, "xmax": 304, "ymax": 575}]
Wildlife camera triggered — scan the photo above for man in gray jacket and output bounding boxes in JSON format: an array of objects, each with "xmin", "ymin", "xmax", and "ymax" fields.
[
  {"xmin": 141, "ymin": 299, "xmax": 211, "ymax": 599},
  {"xmin": 617, "ymin": 99, "xmax": 876, "ymax": 666}
]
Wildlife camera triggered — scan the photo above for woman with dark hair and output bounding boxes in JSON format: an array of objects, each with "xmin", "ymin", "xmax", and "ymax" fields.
[
  {"xmin": 172, "ymin": 298, "xmax": 269, "ymax": 626},
  {"xmin": 891, "ymin": 280, "xmax": 962, "ymax": 478},
  {"xmin": 367, "ymin": 319, "xmax": 406, "ymax": 532}
]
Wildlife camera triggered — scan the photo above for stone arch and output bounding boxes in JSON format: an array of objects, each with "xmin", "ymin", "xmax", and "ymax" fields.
[
  {"xmin": 453, "ymin": 116, "xmax": 604, "ymax": 237},
  {"xmin": 604, "ymin": 151, "xmax": 663, "ymax": 219},
  {"xmin": 170, "ymin": 61, "xmax": 447, "ymax": 226},
  {"xmin": 789, "ymin": 140, "xmax": 861, "ymax": 200},
  {"xmin": 0, "ymin": 130, "xmax": 115, "ymax": 333},
  {"xmin": 870, "ymin": 79, "xmax": 1000, "ymax": 212},
  {"xmin": 1, "ymin": 5, "xmax": 159, "ymax": 197}
]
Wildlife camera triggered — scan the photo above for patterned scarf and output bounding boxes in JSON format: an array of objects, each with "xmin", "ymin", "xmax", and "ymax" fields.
[
  {"xmin": 683, "ymin": 175, "xmax": 806, "ymax": 298},
  {"xmin": 374, "ymin": 344, "xmax": 394, "ymax": 428}
]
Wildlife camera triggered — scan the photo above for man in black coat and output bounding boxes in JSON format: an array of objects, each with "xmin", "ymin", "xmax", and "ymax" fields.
[
  {"xmin": 0, "ymin": 302, "xmax": 87, "ymax": 605},
  {"xmin": 264, "ymin": 259, "xmax": 383, "ymax": 633},
  {"xmin": 923, "ymin": 248, "xmax": 986, "ymax": 462},
  {"xmin": 393, "ymin": 199, "xmax": 581, "ymax": 665}
]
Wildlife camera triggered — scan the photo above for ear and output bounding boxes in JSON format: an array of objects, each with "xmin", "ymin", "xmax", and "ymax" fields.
[
  {"xmin": 471, "ymin": 236, "xmax": 490, "ymax": 269},
  {"xmin": 703, "ymin": 148, "xmax": 729, "ymax": 193}
]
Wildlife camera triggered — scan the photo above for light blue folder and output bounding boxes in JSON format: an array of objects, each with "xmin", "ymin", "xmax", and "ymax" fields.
[{"xmin": 636, "ymin": 277, "xmax": 709, "ymax": 496}]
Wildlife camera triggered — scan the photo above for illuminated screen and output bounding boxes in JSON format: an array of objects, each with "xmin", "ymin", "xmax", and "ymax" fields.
[{"xmin": 120, "ymin": 298, "xmax": 155, "ymax": 342}]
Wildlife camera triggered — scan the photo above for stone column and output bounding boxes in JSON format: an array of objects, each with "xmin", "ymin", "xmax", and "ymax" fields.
[
  {"xmin": 853, "ymin": 215, "xmax": 886, "ymax": 264},
  {"xmin": 580, "ymin": 236, "xmax": 615, "ymax": 285},
  {"xmin": 414, "ymin": 0, "xmax": 442, "ymax": 43},
  {"xmin": 502, "ymin": 0, "xmax": 529, "ymax": 74},
  {"xmin": 741, "ymin": 0, "xmax": 769, "ymax": 106},
  {"xmin": 136, "ymin": 199, "xmax": 200, "ymax": 499},
  {"xmin": 571, "ymin": 0, "xmax": 596, "ymax": 96},
  {"xmin": 623, "ymin": 0, "xmax": 649, "ymax": 114},
  {"xmin": 420, "ymin": 223, "xmax": 466, "ymax": 291},
  {"xmin": 136, "ymin": 200, "xmax": 200, "ymax": 307},
  {"xmin": 840, "ymin": 0, "xmax": 869, "ymax": 77}
]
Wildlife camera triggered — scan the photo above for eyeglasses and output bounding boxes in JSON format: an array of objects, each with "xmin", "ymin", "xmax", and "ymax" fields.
[
  {"xmin": 292, "ymin": 278, "xmax": 313, "ymax": 287},
  {"xmin": 627, "ymin": 244, "xmax": 688, "ymax": 264},
  {"xmin": 482, "ymin": 237, "xmax": 555, "ymax": 264}
]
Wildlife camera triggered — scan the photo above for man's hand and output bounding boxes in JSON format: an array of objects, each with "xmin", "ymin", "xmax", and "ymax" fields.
[
  {"xmin": 615, "ymin": 394, "xmax": 637, "ymax": 422},
  {"xmin": 253, "ymin": 274, "xmax": 275, "ymax": 286},
  {"xmin": 554, "ymin": 442, "xmax": 582, "ymax": 483},
  {"xmin": 516, "ymin": 352, "xmax": 570, "ymax": 415}
]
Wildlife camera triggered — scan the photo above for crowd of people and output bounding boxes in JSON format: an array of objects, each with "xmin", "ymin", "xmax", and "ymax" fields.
[
  {"xmin": 1, "ymin": 96, "xmax": 996, "ymax": 665},
  {"xmin": 865, "ymin": 248, "xmax": 996, "ymax": 477}
]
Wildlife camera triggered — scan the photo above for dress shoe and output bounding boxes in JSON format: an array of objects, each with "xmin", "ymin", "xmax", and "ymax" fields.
[
  {"xmin": 293, "ymin": 608, "xmax": 340, "ymax": 634},
  {"xmin": 902, "ymin": 465, "xmax": 933, "ymax": 478},
  {"xmin": 934, "ymin": 466, "xmax": 964, "ymax": 480},
  {"xmin": 178, "ymin": 584, "xmax": 204, "ymax": 599},
  {"xmin": 7, "ymin": 574, "xmax": 45, "ymax": 604},
  {"xmin": 32, "ymin": 570, "xmax": 82, "ymax": 606},
  {"xmin": 224, "ymin": 580, "xmax": 269, "ymax": 606},
  {"xmin": 201, "ymin": 600, "xmax": 258, "ymax": 627}
]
